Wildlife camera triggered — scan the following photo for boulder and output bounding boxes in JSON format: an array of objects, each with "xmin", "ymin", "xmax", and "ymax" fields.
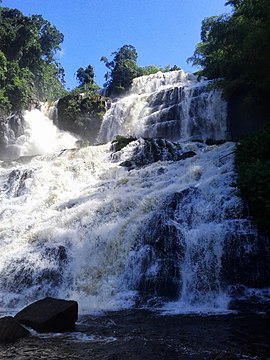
[
  {"xmin": 0, "ymin": 316, "xmax": 29, "ymax": 343},
  {"xmin": 15, "ymin": 297, "xmax": 78, "ymax": 333},
  {"xmin": 57, "ymin": 93, "xmax": 106, "ymax": 143},
  {"xmin": 115, "ymin": 138, "xmax": 196, "ymax": 170}
]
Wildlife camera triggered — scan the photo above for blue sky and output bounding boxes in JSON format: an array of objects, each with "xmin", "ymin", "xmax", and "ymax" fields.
[{"xmin": 2, "ymin": 0, "xmax": 230, "ymax": 89}]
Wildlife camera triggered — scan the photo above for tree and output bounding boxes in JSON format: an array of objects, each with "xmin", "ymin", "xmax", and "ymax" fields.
[
  {"xmin": 188, "ymin": 0, "xmax": 270, "ymax": 109},
  {"xmin": 101, "ymin": 44, "xmax": 139, "ymax": 96},
  {"xmin": 0, "ymin": 6, "xmax": 66, "ymax": 110},
  {"xmin": 31, "ymin": 15, "xmax": 64, "ymax": 63},
  {"xmin": 76, "ymin": 65, "xmax": 95, "ymax": 87}
]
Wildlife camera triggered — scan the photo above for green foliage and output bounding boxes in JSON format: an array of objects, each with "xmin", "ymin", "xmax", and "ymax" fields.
[
  {"xmin": 0, "ymin": 50, "xmax": 7, "ymax": 82},
  {"xmin": 138, "ymin": 64, "xmax": 180, "ymax": 76},
  {"xmin": 101, "ymin": 44, "xmax": 180, "ymax": 97},
  {"xmin": 64, "ymin": 90, "xmax": 105, "ymax": 121},
  {"xmin": 0, "ymin": 6, "xmax": 65, "ymax": 111},
  {"xmin": 235, "ymin": 124, "xmax": 270, "ymax": 235},
  {"xmin": 4, "ymin": 61, "xmax": 33, "ymax": 111},
  {"xmin": 101, "ymin": 45, "xmax": 139, "ymax": 96},
  {"xmin": 188, "ymin": 0, "xmax": 270, "ymax": 111},
  {"xmin": 76, "ymin": 65, "xmax": 95, "ymax": 87}
]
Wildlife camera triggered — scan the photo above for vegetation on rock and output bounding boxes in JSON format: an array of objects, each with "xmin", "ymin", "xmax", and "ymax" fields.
[
  {"xmin": 188, "ymin": 0, "xmax": 270, "ymax": 120},
  {"xmin": 235, "ymin": 125, "xmax": 270, "ymax": 236},
  {"xmin": 57, "ymin": 90, "xmax": 106, "ymax": 142}
]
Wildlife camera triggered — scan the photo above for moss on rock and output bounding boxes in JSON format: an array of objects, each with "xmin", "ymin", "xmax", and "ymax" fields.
[{"xmin": 57, "ymin": 92, "xmax": 106, "ymax": 143}]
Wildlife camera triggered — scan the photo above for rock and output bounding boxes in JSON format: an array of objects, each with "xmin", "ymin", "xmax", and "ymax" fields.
[
  {"xmin": 15, "ymin": 297, "xmax": 78, "ymax": 333},
  {"xmin": 111, "ymin": 135, "xmax": 137, "ymax": 152},
  {"xmin": 221, "ymin": 230, "xmax": 270, "ymax": 288},
  {"xmin": 126, "ymin": 191, "xmax": 199, "ymax": 302},
  {"xmin": 0, "ymin": 112, "xmax": 25, "ymax": 160},
  {"xmin": 228, "ymin": 299, "xmax": 270, "ymax": 313},
  {"xmin": 228, "ymin": 92, "xmax": 268, "ymax": 140},
  {"xmin": 57, "ymin": 93, "xmax": 106, "ymax": 143},
  {"xmin": 115, "ymin": 138, "xmax": 196, "ymax": 170},
  {"xmin": 0, "ymin": 316, "xmax": 29, "ymax": 343},
  {"xmin": 178, "ymin": 151, "xmax": 196, "ymax": 160}
]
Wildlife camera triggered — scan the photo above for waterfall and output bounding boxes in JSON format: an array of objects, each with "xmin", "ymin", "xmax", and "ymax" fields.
[
  {"xmin": 0, "ymin": 105, "xmax": 77, "ymax": 161},
  {"xmin": 0, "ymin": 71, "xmax": 269, "ymax": 315},
  {"xmin": 41, "ymin": 100, "xmax": 59, "ymax": 123},
  {"xmin": 97, "ymin": 70, "xmax": 228, "ymax": 143}
]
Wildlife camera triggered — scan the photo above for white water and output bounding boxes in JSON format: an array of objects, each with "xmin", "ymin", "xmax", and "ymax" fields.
[
  {"xmin": 0, "ymin": 136, "xmax": 240, "ymax": 314},
  {"xmin": 3, "ymin": 106, "xmax": 77, "ymax": 160},
  {"xmin": 0, "ymin": 71, "xmax": 266, "ymax": 315},
  {"xmin": 97, "ymin": 71, "xmax": 228, "ymax": 143}
]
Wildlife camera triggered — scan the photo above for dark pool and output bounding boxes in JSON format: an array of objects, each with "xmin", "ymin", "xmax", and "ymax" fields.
[{"xmin": 1, "ymin": 310, "xmax": 270, "ymax": 359}]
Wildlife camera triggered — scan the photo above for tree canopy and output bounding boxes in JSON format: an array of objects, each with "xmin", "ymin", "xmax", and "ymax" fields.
[
  {"xmin": 76, "ymin": 65, "xmax": 95, "ymax": 87},
  {"xmin": 188, "ymin": 0, "xmax": 270, "ymax": 115},
  {"xmin": 101, "ymin": 44, "xmax": 180, "ymax": 97},
  {"xmin": 101, "ymin": 45, "xmax": 139, "ymax": 96},
  {"xmin": 0, "ymin": 6, "xmax": 66, "ymax": 111}
]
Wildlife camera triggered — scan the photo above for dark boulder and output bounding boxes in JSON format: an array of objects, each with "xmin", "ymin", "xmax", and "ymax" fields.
[
  {"xmin": 0, "ymin": 316, "xmax": 29, "ymax": 343},
  {"xmin": 178, "ymin": 151, "xmax": 196, "ymax": 160},
  {"xmin": 111, "ymin": 135, "xmax": 137, "ymax": 152},
  {"xmin": 113, "ymin": 137, "xmax": 196, "ymax": 170},
  {"xmin": 15, "ymin": 297, "xmax": 78, "ymax": 333},
  {"xmin": 227, "ymin": 92, "xmax": 268, "ymax": 140}
]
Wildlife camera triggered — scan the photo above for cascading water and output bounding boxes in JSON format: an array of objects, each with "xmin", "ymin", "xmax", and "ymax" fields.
[
  {"xmin": 97, "ymin": 70, "xmax": 228, "ymax": 144},
  {"xmin": 0, "ymin": 71, "xmax": 269, "ymax": 316},
  {"xmin": 0, "ymin": 105, "xmax": 77, "ymax": 161}
]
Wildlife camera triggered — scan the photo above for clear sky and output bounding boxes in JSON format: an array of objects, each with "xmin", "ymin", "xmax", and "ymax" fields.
[{"xmin": 1, "ymin": 0, "xmax": 230, "ymax": 89}]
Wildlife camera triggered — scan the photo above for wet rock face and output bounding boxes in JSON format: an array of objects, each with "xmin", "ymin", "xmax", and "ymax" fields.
[
  {"xmin": 112, "ymin": 137, "xmax": 196, "ymax": 170},
  {"xmin": 126, "ymin": 181, "xmax": 270, "ymax": 305},
  {"xmin": 126, "ymin": 191, "xmax": 198, "ymax": 302},
  {"xmin": 0, "ymin": 316, "xmax": 29, "ymax": 343},
  {"xmin": 135, "ymin": 221, "xmax": 183, "ymax": 301},
  {"xmin": 98, "ymin": 71, "xmax": 228, "ymax": 143},
  {"xmin": 0, "ymin": 112, "xmax": 25, "ymax": 157},
  {"xmin": 0, "ymin": 245, "xmax": 69, "ymax": 294},
  {"xmin": 4, "ymin": 169, "xmax": 33, "ymax": 197},
  {"xmin": 15, "ymin": 297, "xmax": 78, "ymax": 333},
  {"xmin": 221, "ymin": 228, "xmax": 270, "ymax": 288}
]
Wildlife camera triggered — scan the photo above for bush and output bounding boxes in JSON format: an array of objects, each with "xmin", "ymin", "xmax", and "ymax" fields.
[{"xmin": 235, "ymin": 124, "xmax": 270, "ymax": 235}]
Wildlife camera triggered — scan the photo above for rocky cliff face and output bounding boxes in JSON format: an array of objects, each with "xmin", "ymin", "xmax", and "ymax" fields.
[{"xmin": 0, "ymin": 111, "xmax": 25, "ymax": 160}]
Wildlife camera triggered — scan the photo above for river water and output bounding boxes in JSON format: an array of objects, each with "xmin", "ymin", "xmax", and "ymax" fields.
[{"xmin": 1, "ymin": 310, "xmax": 270, "ymax": 359}]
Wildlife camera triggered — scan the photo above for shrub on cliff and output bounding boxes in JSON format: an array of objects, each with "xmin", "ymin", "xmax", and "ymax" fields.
[
  {"xmin": 235, "ymin": 124, "xmax": 270, "ymax": 235},
  {"xmin": 188, "ymin": 0, "xmax": 270, "ymax": 121},
  {"xmin": 57, "ymin": 89, "xmax": 106, "ymax": 142}
]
